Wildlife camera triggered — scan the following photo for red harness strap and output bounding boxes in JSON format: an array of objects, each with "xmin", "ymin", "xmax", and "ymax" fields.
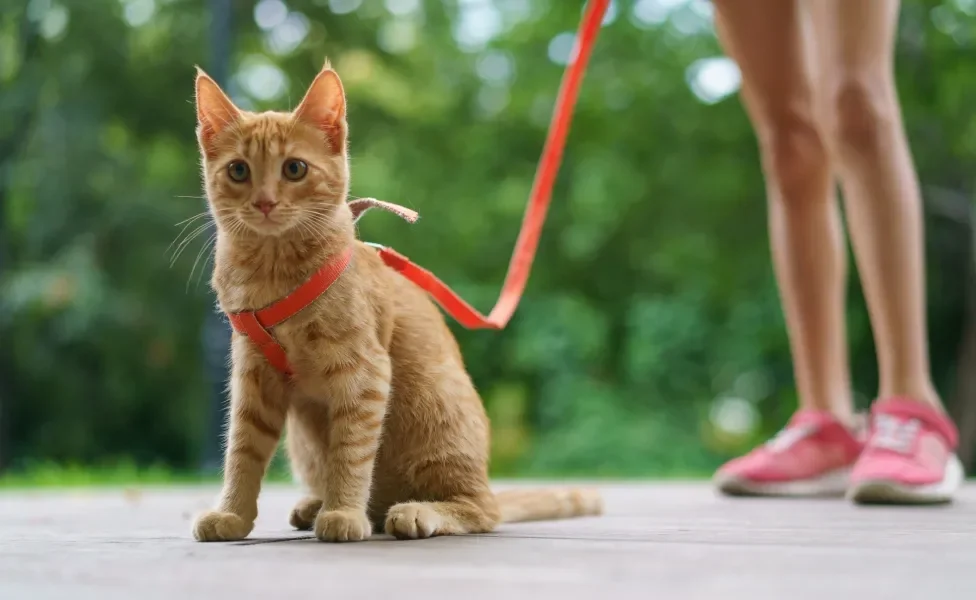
[{"xmin": 226, "ymin": 246, "xmax": 353, "ymax": 375}]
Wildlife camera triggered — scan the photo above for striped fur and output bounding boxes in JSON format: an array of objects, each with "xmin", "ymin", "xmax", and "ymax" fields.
[{"xmin": 190, "ymin": 62, "xmax": 602, "ymax": 543}]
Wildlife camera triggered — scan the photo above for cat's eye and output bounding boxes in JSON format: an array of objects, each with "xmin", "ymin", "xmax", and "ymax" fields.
[
  {"xmin": 282, "ymin": 158, "xmax": 308, "ymax": 181},
  {"xmin": 227, "ymin": 161, "xmax": 250, "ymax": 183}
]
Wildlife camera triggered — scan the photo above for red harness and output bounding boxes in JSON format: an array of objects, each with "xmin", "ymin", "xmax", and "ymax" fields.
[
  {"xmin": 225, "ymin": 246, "xmax": 353, "ymax": 375},
  {"xmin": 226, "ymin": 0, "xmax": 609, "ymax": 375}
]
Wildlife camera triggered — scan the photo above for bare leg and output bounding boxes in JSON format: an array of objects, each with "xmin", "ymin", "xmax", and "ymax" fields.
[
  {"xmin": 807, "ymin": 0, "xmax": 941, "ymax": 408},
  {"xmin": 815, "ymin": 9, "xmax": 965, "ymax": 499},
  {"xmin": 713, "ymin": 0, "xmax": 853, "ymax": 420}
]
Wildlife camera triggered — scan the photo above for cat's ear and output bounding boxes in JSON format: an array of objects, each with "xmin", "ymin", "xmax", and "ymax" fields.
[
  {"xmin": 293, "ymin": 61, "xmax": 347, "ymax": 154},
  {"xmin": 195, "ymin": 67, "xmax": 240, "ymax": 155}
]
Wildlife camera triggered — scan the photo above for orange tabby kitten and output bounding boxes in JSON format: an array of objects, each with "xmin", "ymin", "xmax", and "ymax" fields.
[{"xmin": 191, "ymin": 61, "xmax": 602, "ymax": 543}]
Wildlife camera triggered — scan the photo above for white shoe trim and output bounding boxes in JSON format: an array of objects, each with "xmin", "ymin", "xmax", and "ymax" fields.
[
  {"xmin": 715, "ymin": 465, "xmax": 852, "ymax": 498},
  {"xmin": 847, "ymin": 454, "xmax": 964, "ymax": 505}
]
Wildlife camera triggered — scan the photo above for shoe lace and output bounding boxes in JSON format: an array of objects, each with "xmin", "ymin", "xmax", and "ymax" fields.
[
  {"xmin": 869, "ymin": 414, "xmax": 920, "ymax": 454},
  {"xmin": 765, "ymin": 423, "xmax": 815, "ymax": 453}
]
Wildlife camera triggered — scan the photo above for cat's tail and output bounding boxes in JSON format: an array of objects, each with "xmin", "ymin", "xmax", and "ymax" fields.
[{"xmin": 494, "ymin": 487, "xmax": 603, "ymax": 524}]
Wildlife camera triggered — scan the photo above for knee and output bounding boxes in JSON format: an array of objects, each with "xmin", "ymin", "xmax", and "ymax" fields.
[
  {"xmin": 829, "ymin": 77, "xmax": 897, "ymax": 154},
  {"xmin": 754, "ymin": 108, "xmax": 830, "ymax": 203}
]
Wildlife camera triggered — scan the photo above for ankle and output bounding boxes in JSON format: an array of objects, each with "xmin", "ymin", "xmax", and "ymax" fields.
[
  {"xmin": 877, "ymin": 383, "xmax": 943, "ymax": 412},
  {"xmin": 831, "ymin": 408, "xmax": 859, "ymax": 430},
  {"xmin": 797, "ymin": 403, "xmax": 856, "ymax": 428}
]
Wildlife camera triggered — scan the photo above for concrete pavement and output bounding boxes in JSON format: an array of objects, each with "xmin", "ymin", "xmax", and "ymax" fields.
[{"xmin": 1, "ymin": 482, "xmax": 973, "ymax": 599}]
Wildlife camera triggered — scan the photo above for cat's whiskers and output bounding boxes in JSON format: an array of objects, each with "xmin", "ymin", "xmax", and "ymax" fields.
[
  {"xmin": 173, "ymin": 212, "xmax": 210, "ymax": 228},
  {"xmin": 302, "ymin": 220, "xmax": 334, "ymax": 241},
  {"xmin": 196, "ymin": 226, "xmax": 224, "ymax": 289},
  {"xmin": 167, "ymin": 205, "xmax": 240, "ymax": 263},
  {"xmin": 187, "ymin": 231, "xmax": 218, "ymax": 291},
  {"xmin": 294, "ymin": 216, "xmax": 313, "ymax": 244},
  {"xmin": 197, "ymin": 249, "xmax": 217, "ymax": 289},
  {"xmin": 301, "ymin": 214, "xmax": 339, "ymax": 244},
  {"xmin": 171, "ymin": 205, "xmax": 233, "ymax": 230},
  {"xmin": 288, "ymin": 213, "xmax": 324, "ymax": 245},
  {"xmin": 304, "ymin": 223, "xmax": 333, "ymax": 250},
  {"xmin": 169, "ymin": 221, "xmax": 214, "ymax": 267},
  {"xmin": 299, "ymin": 204, "xmax": 337, "ymax": 224},
  {"xmin": 166, "ymin": 209, "xmax": 220, "ymax": 254},
  {"xmin": 219, "ymin": 217, "xmax": 248, "ymax": 246},
  {"xmin": 302, "ymin": 204, "xmax": 338, "ymax": 222}
]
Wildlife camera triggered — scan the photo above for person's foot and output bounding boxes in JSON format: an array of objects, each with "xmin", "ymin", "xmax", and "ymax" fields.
[
  {"xmin": 714, "ymin": 410, "xmax": 864, "ymax": 497},
  {"xmin": 847, "ymin": 397, "xmax": 963, "ymax": 505}
]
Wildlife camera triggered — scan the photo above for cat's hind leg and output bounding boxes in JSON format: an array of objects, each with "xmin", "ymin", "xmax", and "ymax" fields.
[
  {"xmin": 284, "ymin": 411, "xmax": 326, "ymax": 531},
  {"xmin": 384, "ymin": 495, "xmax": 499, "ymax": 540},
  {"xmin": 289, "ymin": 496, "xmax": 323, "ymax": 531}
]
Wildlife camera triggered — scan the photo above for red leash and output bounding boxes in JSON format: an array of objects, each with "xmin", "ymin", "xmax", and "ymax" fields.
[
  {"xmin": 373, "ymin": 0, "xmax": 609, "ymax": 330},
  {"xmin": 228, "ymin": 1, "xmax": 609, "ymax": 375}
]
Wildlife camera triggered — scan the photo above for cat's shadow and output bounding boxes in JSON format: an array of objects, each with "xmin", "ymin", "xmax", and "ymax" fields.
[{"xmin": 232, "ymin": 534, "xmax": 420, "ymax": 545}]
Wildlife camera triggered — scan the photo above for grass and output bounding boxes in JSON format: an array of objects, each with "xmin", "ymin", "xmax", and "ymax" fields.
[
  {"xmin": 0, "ymin": 461, "xmax": 716, "ymax": 490},
  {"xmin": 0, "ymin": 461, "xmax": 303, "ymax": 490},
  {"xmin": 2, "ymin": 463, "xmax": 970, "ymax": 491},
  {"xmin": 0, "ymin": 463, "xmax": 211, "ymax": 489}
]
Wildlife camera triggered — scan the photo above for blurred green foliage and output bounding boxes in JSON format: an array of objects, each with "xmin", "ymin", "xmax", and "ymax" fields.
[{"xmin": 1, "ymin": 0, "xmax": 974, "ymax": 479}]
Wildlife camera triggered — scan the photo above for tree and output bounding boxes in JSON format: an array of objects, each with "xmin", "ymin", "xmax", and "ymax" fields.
[{"xmin": 0, "ymin": 0, "xmax": 972, "ymax": 476}]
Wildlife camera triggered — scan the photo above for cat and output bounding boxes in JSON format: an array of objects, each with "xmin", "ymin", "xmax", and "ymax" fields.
[{"xmin": 191, "ymin": 60, "xmax": 602, "ymax": 543}]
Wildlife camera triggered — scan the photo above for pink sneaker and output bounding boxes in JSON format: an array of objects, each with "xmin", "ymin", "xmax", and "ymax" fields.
[
  {"xmin": 714, "ymin": 410, "xmax": 864, "ymax": 497},
  {"xmin": 847, "ymin": 398, "xmax": 963, "ymax": 505}
]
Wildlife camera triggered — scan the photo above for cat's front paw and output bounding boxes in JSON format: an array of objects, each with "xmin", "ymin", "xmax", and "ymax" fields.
[
  {"xmin": 192, "ymin": 510, "xmax": 254, "ymax": 542},
  {"xmin": 314, "ymin": 509, "xmax": 371, "ymax": 543}
]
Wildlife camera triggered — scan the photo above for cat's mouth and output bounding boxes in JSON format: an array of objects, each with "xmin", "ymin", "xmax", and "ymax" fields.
[{"xmin": 241, "ymin": 211, "xmax": 294, "ymax": 236}]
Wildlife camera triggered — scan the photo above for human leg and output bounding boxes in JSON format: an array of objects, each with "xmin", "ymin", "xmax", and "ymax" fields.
[
  {"xmin": 710, "ymin": 0, "xmax": 862, "ymax": 496},
  {"xmin": 807, "ymin": 0, "xmax": 962, "ymax": 503},
  {"xmin": 713, "ymin": 0, "xmax": 853, "ymax": 420}
]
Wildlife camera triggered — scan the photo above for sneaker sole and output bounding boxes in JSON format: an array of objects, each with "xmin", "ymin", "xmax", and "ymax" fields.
[
  {"xmin": 846, "ymin": 454, "xmax": 964, "ymax": 505},
  {"xmin": 714, "ymin": 466, "xmax": 852, "ymax": 498}
]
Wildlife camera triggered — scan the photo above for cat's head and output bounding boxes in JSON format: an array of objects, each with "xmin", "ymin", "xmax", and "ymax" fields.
[{"xmin": 194, "ymin": 62, "xmax": 350, "ymax": 239}]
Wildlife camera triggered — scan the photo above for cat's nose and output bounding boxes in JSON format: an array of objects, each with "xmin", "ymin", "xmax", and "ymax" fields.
[{"xmin": 252, "ymin": 199, "xmax": 276, "ymax": 215}]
